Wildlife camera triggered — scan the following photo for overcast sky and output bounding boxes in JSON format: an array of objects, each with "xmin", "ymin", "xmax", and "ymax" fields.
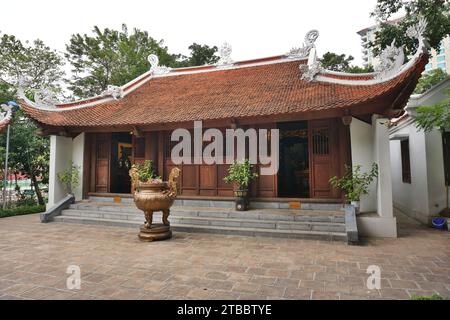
[{"xmin": 1, "ymin": 0, "xmax": 381, "ymax": 66}]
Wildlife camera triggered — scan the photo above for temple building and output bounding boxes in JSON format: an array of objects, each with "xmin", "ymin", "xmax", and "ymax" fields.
[{"xmin": 19, "ymin": 22, "xmax": 430, "ymax": 238}]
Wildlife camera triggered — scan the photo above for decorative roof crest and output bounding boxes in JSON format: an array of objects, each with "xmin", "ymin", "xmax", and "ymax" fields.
[
  {"xmin": 374, "ymin": 17, "xmax": 428, "ymax": 81},
  {"xmin": 300, "ymin": 47, "xmax": 322, "ymax": 82},
  {"xmin": 17, "ymin": 76, "xmax": 59, "ymax": 108},
  {"xmin": 374, "ymin": 39, "xmax": 405, "ymax": 80},
  {"xmin": 216, "ymin": 42, "xmax": 233, "ymax": 67},
  {"xmin": 289, "ymin": 30, "xmax": 319, "ymax": 58},
  {"xmin": 148, "ymin": 54, "xmax": 171, "ymax": 75},
  {"xmin": 102, "ymin": 85, "xmax": 123, "ymax": 100}
]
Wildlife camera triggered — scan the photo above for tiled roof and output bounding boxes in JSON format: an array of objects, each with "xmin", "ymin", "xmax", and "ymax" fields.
[{"xmin": 20, "ymin": 54, "xmax": 427, "ymax": 129}]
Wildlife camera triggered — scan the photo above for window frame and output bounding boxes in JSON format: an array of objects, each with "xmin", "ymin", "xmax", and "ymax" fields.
[{"xmin": 400, "ymin": 138, "xmax": 412, "ymax": 184}]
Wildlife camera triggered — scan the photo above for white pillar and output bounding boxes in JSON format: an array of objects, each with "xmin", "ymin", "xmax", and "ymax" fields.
[
  {"xmin": 373, "ymin": 116, "xmax": 394, "ymax": 218},
  {"xmin": 352, "ymin": 116, "xmax": 397, "ymax": 238},
  {"xmin": 349, "ymin": 117, "xmax": 377, "ymax": 212},
  {"xmin": 72, "ymin": 133, "xmax": 85, "ymax": 201},
  {"xmin": 47, "ymin": 135, "xmax": 73, "ymax": 210}
]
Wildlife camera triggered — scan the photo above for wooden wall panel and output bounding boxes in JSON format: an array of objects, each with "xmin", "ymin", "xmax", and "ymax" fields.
[
  {"xmin": 95, "ymin": 133, "xmax": 111, "ymax": 193},
  {"xmin": 309, "ymin": 118, "xmax": 343, "ymax": 199}
]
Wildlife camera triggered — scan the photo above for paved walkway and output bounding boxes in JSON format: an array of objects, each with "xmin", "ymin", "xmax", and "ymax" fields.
[{"xmin": 0, "ymin": 209, "xmax": 449, "ymax": 300}]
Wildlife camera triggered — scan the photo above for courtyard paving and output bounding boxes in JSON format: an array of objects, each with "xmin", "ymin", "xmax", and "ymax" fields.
[{"xmin": 0, "ymin": 209, "xmax": 449, "ymax": 300}]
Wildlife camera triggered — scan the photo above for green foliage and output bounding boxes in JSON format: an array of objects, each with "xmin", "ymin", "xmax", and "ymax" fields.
[
  {"xmin": 411, "ymin": 294, "xmax": 444, "ymax": 300},
  {"xmin": 321, "ymin": 52, "xmax": 355, "ymax": 72},
  {"xmin": 320, "ymin": 52, "xmax": 374, "ymax": 73},
  {"xmin": 329, "ymin": 163, "xmax": 379, "ymax": 202},
  {"xmin": 65, "ymin": 24, "xmax": 182, "ymax": 98},
  {"xmin": 415, "ymin": 97, "xmax": 450, "ymax": 131},
  {"xmin": 223, "ymin": 159, "xmax": 258, "ymax": 190},
  {"xmin": 346, "ymin": 65, "xmax": 375, "ymax": 74},
  {"xmin": 0, "ymin": 204, "xmax": 46, "ymax": 218},
  {"xmin": 178, "ymin": 43, "xmax": 219, "ymax": 67},
  {"xmin": 132, "ymin": 160, "xmax": 158, "ymax": 182},
  {"xmin": 370, "ymin": 0, "xmax": 450, "ymax": 55},
  {"xmin": 57, "ymin": 162, "xmax": 80, "ymax": 194},
  {"xmin": 0, "ymin": 33, "xmax": 65, "ymax": 94},
  {"xmin": 414, "ymin": 68, "xmax": 448, "ymax": 94},
  {"xmin": 0, "ymin": 109, "xmax": 50, "ymax": 205}
]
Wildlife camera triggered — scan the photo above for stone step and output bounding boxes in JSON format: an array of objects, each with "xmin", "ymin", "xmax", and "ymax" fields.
[
  {"xmin": 88, "ymin": 196, "xmax": 344, "ymax": 211},
  {"xmin": 53, "ymin": 215, "xmax": 347, "ymax": 241},
  {"xmin": 60, "ymin": 209, "xmax": 346, "ymax": 232},
  {"xmin": 69, "ymin": 203, "xmax": 345, "ymax": 223}
]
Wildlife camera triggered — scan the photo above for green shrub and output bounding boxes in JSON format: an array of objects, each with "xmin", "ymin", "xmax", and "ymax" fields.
[
  {"xmin": 132, "ymin": 160, "xmax": 158, "ymax": 182},
  {"xmin": 411, "ymin": 294, "xmax": 444, "ymax": 300},
  {"xmin": 223, "ymin": 159, "xmax": 258, "ymax": 190},
  {"xmin": 0, "ymin": 204, "xmax": 46, "ymax": 218},
  {"xmin": 329, "ymin": 163, "xmax": 378, "ymax": 202}
]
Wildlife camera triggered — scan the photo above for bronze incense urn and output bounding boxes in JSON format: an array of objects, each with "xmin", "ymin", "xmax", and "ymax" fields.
[{"xmin": 129, "ymin": 166, "xmax": 180, "ymax": 241}]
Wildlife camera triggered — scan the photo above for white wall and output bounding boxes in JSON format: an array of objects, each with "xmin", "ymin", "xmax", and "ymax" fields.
[
  {"xmin": 351, "ymin": 116, "xmax": 397, "ymax": 237},
  {"xmin": 390, "ymin": 79, "xmax": 449, "ymax": 224},
  {"xmin": 349, "ymin": 117, "xmax": 377, "ymax": 213},
  {"xmin": 47, "ymin": 134, "xmax": 85, "ymax": 209},
  {"xmin": 391, "ymin": 122, "xmax": 447, "ymax": 224},
  {"xmin": 47, "ymin": 135, "xmax": 73, "ymax": 209}
]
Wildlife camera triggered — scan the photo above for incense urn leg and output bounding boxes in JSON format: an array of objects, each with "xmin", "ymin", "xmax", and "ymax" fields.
[
  {"xmin": 144, "ymin": 210, "xmax": 153, "ymax": 229},
  {"xmin": 162, "ymin": 209, "xmax": 170, "ymax": 226}
]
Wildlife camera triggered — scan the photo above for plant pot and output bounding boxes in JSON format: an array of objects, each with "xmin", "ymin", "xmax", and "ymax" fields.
[
  {"xmin": 431, "ymin": 217, "xmax": 447, "ymax": 230},
  {"xmin": 234, "ymin": 189, "xmax": 249, "ymax": 211},
  {"xmin": 351, "ymin": 200, "xmax": 360, "ymax": 214}
]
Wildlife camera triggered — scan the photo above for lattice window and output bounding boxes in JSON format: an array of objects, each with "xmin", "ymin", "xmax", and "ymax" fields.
[
  {"xmin": 312, "ymin": 128, "xmax": 329, "ymax": 155},
  {"xmin": 134, "ymin": 137, "xmax": 145, "ymax": 159},
  {"xmin": 401, "ymin": 139, "xmax": 411, "ymax": 184}
]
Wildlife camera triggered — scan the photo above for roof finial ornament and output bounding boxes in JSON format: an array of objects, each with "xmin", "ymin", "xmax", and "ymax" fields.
[
  {"xmin": 299, "ymin": 45, "xmax": 322, "ymax": 81},
  {"xmin": 16, "ymin": 76, "xmax": 58, "ymax": 108},
  {"xmin": 102, "ymin": 85, "xmax": 123, "ymax": 100},
  {"xmin": 406, "ymin": 16, "xmax": 429, "ymax": 48},
  {"xmin": 216, "ymin": 42, "xmax": 233, "ymax": 68},
  {"xmin": 148, "ymin": 54, "xmax": 171, "ymax": 75},
  {"xmin": 34, "ymin": 87, "xmax": 59, "ymax": 108},
  {"xmin": 375, "ymin": 17, "xmax": 428, "ymax": 81},
  {"xmin": 289, "ymin": 29, "xmax": 319, "ymax": 58}
]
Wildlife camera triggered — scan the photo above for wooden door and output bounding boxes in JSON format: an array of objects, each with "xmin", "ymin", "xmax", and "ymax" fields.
[
  {"xmin": 309, "ymin": 119, "xmax": 340, "ymax": 198},
  {"xmin": 94, "ymin": 133, "xmax": 111, "ymax": 193}
]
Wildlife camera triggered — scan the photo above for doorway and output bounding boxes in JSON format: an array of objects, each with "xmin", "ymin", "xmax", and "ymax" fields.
[
  {"xmin": 277, "ymin": 121, "xmax": 310, "ymax": 198},
  {"xmin": 110, "ymin": 132, "xmax": 132, "ymax": 193}
]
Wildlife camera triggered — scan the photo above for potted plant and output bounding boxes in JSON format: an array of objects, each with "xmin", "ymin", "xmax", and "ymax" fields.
[
  {"xmin": 131, "ymin": 160, "xmax": 161, "ymax": 188},
  {"xmin": 57, "ymin": 162, "xmax": 80, "ymax": 196},
  {"xmin": 329, "ymin": 163, "xmax": 378, "ymax": 214},
  {"xmin": 224, "ymin": 159, "xmax": 258, "ymax": 211}
]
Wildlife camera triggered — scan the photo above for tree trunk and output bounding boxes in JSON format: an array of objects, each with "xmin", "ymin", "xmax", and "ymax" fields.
[{"xmin": 30, "ymin": 172, "xmax": 44, "ymax": 205}]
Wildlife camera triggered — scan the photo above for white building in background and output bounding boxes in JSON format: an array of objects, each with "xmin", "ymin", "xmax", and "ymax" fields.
[
  {"xmin": 389, "ymin": 78, "xmax": 450, "ymax": 224},
  {"xmin": 357, "ymin": 20, "xmax": 450, "ymax": 74}
]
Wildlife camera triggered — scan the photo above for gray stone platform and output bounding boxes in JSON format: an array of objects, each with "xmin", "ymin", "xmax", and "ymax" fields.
[{"xmin": 53, "ymin": 198, "xmax": 349, "ymax": 242}]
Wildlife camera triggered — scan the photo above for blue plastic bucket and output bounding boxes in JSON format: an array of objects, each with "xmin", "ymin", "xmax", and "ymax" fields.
[{"xmin": 432, "ymin": 217, "xmax": 447, "ymax": 230}]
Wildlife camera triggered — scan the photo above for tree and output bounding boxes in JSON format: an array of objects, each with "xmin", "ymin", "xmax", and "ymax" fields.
[
  {"xmin": 414, "ymin": 87, "xmax": 450, "ymax": 131},
  {"xmin": 414, "ymin": 68, "xmax": 448, "ymax": 94},
  {"xmin": 65, "ymin": 24, "xmax": 182, "ymax": 98},
  {"xmin": 0, "ymin": 33, "xmax": 64, "ymax": 93},
  {"xmin": 180, "ymin": 43, "xmax": 219, "ymax": 67},
  {"xmin": 0, "ymin": 34, "xmax": 63, "ymax": 206},
  {"xmin": 320, "ymin": 52, "xmax": 374, "ymax": 73},
  {"xmin": 370, "ymin": 0, "xmax": 450, "ymax": 55},
  {"xmin": 0, "ymin": 110, "xmax": 50, "ymax": 205}
]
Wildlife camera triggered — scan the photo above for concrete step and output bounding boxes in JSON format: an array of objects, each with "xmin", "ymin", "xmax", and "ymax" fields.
[
  {"xmin": 69, "ymin": 203, "xmax": 345, "ymax": 223},
  {"xmin": 60, "ymin": 209, "xmax": 346, "ymax": 232},
  {"xmin": 88, "ymin": 196, "xmax": 344, "ymax": 211},
  {"xmin": 53, "ymin": 215, "xmax": 347, "ymax": 241}
]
